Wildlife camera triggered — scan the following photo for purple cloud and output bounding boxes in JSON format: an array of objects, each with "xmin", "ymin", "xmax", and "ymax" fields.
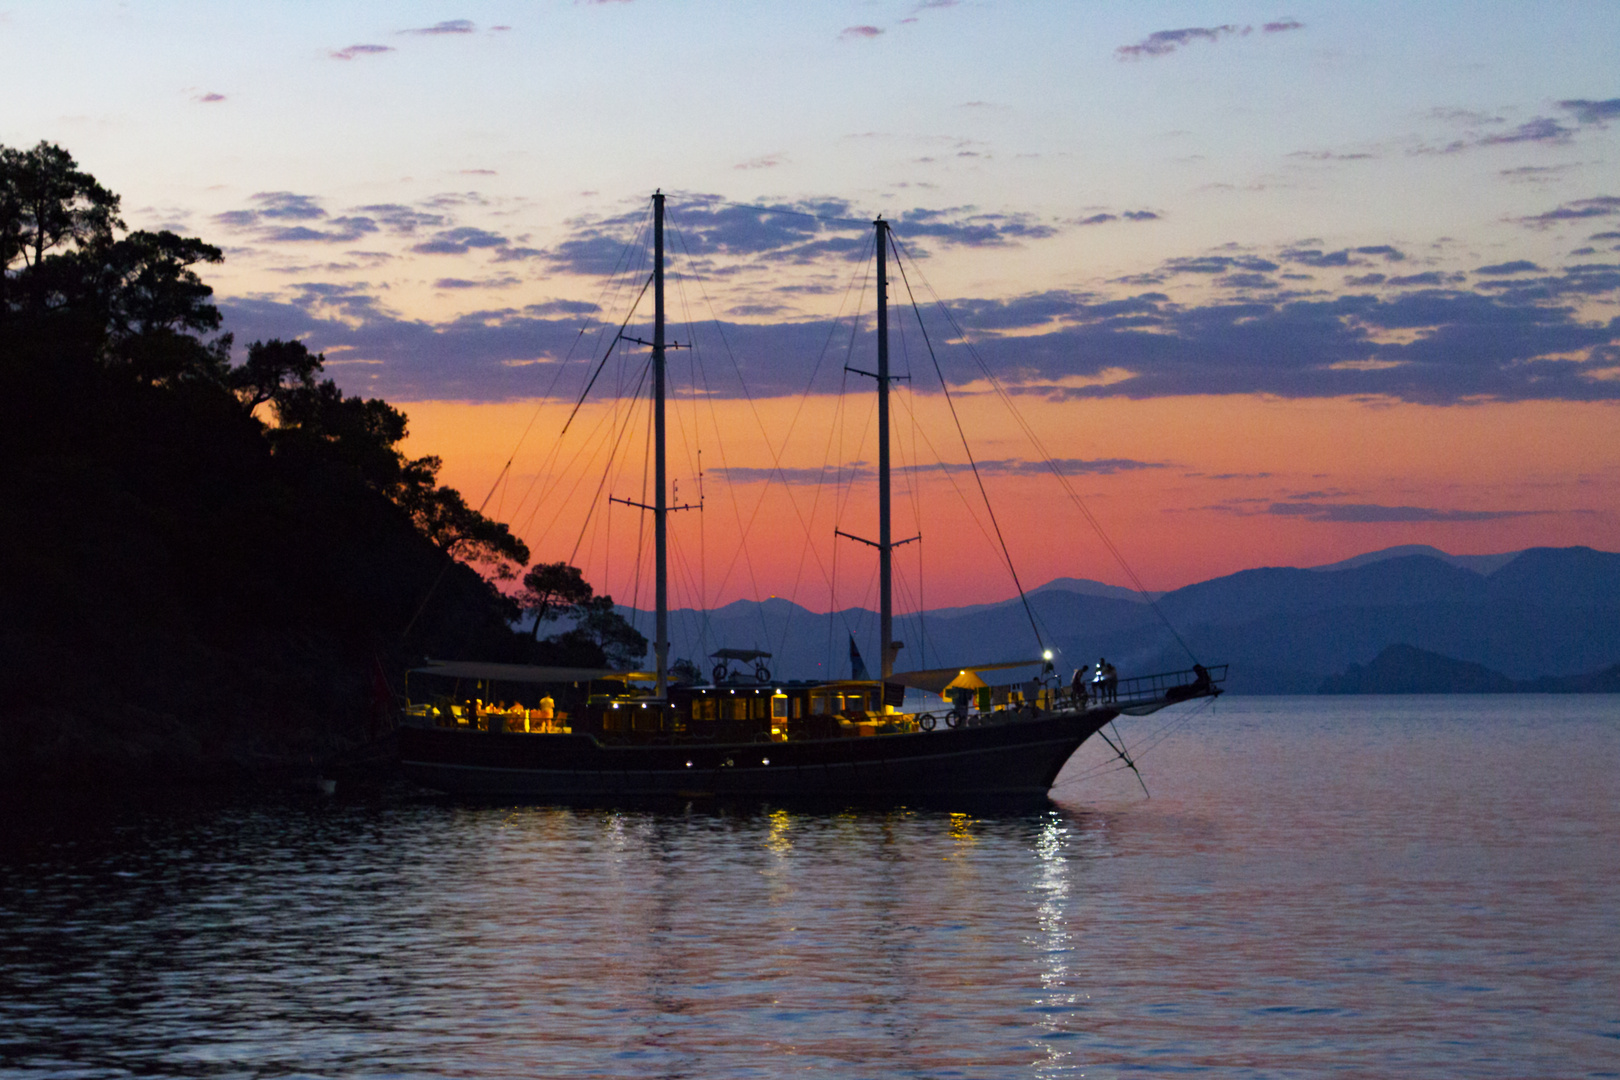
[
  {"xmin": 1480, "ymin": 117, "xmax": 1575, "ymax": 147},
  {"xmin": 411, "ymin": 226, "xmax": 512, "ymax": 254},
  {"xmin": 1558, "ymin": 98, "xmax": 1620, "ymax": 124},
  {"xmin": 331, "ymin": 44, "xmax": 394, "ymax": 60},
  {"xmin": 841, "ymin": 25, "xmax": 884, "ymax": 40},
  {"xmin": 401, "ymin": 19, "xmax": 475, "ymax": 35},
  {"xmin": 1517, "ymin": 195, "xmax": 1620, "ymax": 228},
  {"xmin": 1475, "ymin": 260, "xmax": 1541, "ymax": 275},
  {"xmin": 1117, "ymin": 24, "xmax": 1246, "ymax": 59}
]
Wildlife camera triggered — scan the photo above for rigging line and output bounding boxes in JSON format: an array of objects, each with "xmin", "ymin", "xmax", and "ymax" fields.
[
  {"xmin": 504, "ymin": 210, "xmax": 655, "ymax": 532},
  {"xmin": 490, "ymin": 207, "xmax": 652, "ymax": 522},
  {"xmin": 667, "ymin": 258, "xmax": 772, "ymax": 651},
  {"xmin": 627, "ymin": 385, "xmax": 654, "ymax": 633},
  {"xmin": 890, "ymin": 315, "xmax": 930, "ymax": 669},
  {"xmin": 771, "ymin": 233, "xmax": 878, "ymax": 653},
  {"xmin": 664, "ymin": 219, "xmax": 871, "ymax": 617},
  {"xmin": 558, "ymin": 271, "xmax": 655, "ymax": 442},
  {"xmin": 889, "ymin": 235, "xmax": 1199, "ymax": 665},
  {"xmin": 1094, "ymin": 724, "xmax": 1150, "ymax": 798},
  {"xmin": 569, "ymin": 355, "xmax": 654, "ymax": 565},
  {"xmin": 1054, "ymin": 699, "xmax": 1215, "ymax": 787},
  {"xmin": 887, "ymin": 234, "xmax": 1044, "ymax": 653},
  {"xmin": 400, "ymin": 230, "xmax": 654, "ymax": 644},
  {"xmin": 668, "ymin": 532, "xmax": 712, "ymax": 661},
  {"xmin": 522, "ymin": 398, "xmax": 633, "ymax": 555},
  {"xmin": 889, "ymin": 391, "xmax": 1002, "ymax": 559},
  {"xmin": 669, "ymin": 213, "xmax": 875, "ymax": 572}
]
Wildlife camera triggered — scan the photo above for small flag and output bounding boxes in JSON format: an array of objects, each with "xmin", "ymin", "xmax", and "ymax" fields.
[{"xmin": 848, "ymin": 634, "xmax": 870, "ymax": 680}]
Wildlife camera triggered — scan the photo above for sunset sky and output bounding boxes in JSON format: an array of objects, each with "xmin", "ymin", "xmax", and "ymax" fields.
[{"xmin": 4, "ymin": 1, "xmax": 1618, "ymax": 610}]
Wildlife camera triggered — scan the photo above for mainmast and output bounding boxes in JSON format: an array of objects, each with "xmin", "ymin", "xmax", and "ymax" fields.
[
  {"xmin": 835, "ymin": 218, "xmax": 918, "ymax": 684},
  {"xmin": 653, "ymin": 191, "xmax": 669, "ymax": 699},
  {"xmin": 875, "ymin": 219, "xmax": 894, "ymax": 680}
]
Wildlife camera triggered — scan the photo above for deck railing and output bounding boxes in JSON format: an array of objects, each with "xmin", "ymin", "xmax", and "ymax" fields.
[
  {"xmin": 1098, "ymin": 663, "xmax": 1228, "ymax": 706},
  {"xmin": 925, "ymin": 663, "xmax": 1227, "ymax": 726}
]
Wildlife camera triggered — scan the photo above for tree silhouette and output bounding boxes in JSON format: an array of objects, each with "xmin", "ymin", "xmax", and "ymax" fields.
[
  {"xmin": 519, "ymin": 562, "xmax": 594, "ymax": 639},
  {"xmin": 399, "ymin": 481, "xmax": 530, "ymax": 579},
  {"xmin": 554, "ymin": 595, "xmax": 648, "ymax": 670},
  {"xmin": 0, "ymin": 141, "xmax": 122, "ymax": 316},
  {"xmin": 231, "ymin": 338, "xmax": 323, "ymax": 413},
  {"xmin": 2, "ymin": 138, "xmax": 531, "ymax": 600}
]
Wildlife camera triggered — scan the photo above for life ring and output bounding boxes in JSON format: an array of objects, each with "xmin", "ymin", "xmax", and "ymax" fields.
[
  {"xmin": 712, "ymin": 663, "xmax": 729, "ymax": 684},
  {"xmin": 918, "ymin": 713, "xmax": 936, "ymax": 731},
  {"xmin": 946, "ymin": 712, "xmax": 962, "ymax": 729},
  {"xmin": 754, "ymin": 663, "xmax": 771, "ymax": 683}
]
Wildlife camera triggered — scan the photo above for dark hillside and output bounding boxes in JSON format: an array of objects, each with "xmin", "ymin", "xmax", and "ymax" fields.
[
  {"xmin": 1157, "ymin": 555, "xmax": 1486, "ymax": 627},
  {"xmin": 1484, "ymin": 546, "xmax": 1620, "ymax": 608},
  {"xmin": 0, "ymin": 357, "xmax": 545, "ymax": 790},
  {"xmin": 0, "ymin": 141, "xmax": 556, "ymax": 791}
]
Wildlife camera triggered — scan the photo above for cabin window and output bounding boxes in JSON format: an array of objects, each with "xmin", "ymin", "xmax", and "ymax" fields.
[
  {"xmin": 811, "ymin": 692, "xmax": 830, "ymax": 715},
  {"xmin": 692, "ymin": 698, "xmax": 716, "ymax": 721},
  {"xmin": 772, "ymin": 695, "xmax": 788, "ymax": 719},
  {"xmin": 724, "ymin": 698, "xmax": 748, "ymax": 721},
  {"xmin": 791, "ymin": 696, "xmax": 803, "ymax": 719}
]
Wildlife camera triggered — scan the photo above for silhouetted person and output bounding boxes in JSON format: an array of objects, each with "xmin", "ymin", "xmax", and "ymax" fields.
[{"xmin": 1070, "ymin": 667, "xmax": 1088, "ymax": 706}]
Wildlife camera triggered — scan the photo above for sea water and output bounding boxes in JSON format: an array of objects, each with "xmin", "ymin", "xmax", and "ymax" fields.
[{"xmin": 2, "ymin": 696, "xmax": 1616, "ymax": 1078}]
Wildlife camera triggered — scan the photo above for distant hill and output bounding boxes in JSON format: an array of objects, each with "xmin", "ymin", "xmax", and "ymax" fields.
[
  {"xmin": 1320, "ymin": 644, "xmax": 1620, "ymax": 694},
  {"xmin": 1309, "ymin": 544, "xmax": 1521, "ymax": 576},
  {"xmin": 1319, "ymin": 645, "xmax": 1514, "ymax": 693},
  {"xmin": 614, "ymin": 545, "xmax": 1620, "ymax": 693}
]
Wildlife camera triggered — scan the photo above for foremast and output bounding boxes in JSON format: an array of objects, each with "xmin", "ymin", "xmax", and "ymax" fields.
[{"xmin": 613, "ymin": 192, "xmax": 690, "ymax": 698}]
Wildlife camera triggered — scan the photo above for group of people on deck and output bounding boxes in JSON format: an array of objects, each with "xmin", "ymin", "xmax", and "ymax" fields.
[{"xmin": 1070, "ymin": 658, "xmax": 1118, "ymax": 705}]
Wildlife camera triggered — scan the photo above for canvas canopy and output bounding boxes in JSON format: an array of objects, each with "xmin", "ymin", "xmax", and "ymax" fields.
[
  {"xmin": 411, "ymin": 659, "xmax": 627, "ymax": 685},
  {"xmin": 884, "ymin": 659, "xmax": 1044, "ymax": 695}
]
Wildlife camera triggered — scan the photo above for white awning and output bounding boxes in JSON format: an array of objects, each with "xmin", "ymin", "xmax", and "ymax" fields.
[
  {"xmin": 411, "ymin": 659, "xmax": 627, "ymax": 685},
  {"xmin": 884, "ymin": 659, "xmax": 1044, "ymax": 695}
]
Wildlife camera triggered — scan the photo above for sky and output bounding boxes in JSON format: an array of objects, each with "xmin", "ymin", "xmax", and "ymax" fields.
[{"xmin": 4, "ymin": 1, "xmax": 1618, "ymax": 611}]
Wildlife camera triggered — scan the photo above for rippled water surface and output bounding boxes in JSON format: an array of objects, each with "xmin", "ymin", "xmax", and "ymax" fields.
[{"xmin": 3, "ymin": 696, "xmax": 1617, "ymax": 1078}]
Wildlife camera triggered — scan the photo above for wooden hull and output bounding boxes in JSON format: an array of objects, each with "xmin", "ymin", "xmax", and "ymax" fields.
[{"xmin": 399, "ymin": 707, "xmax": 1121, "ymax": 801}]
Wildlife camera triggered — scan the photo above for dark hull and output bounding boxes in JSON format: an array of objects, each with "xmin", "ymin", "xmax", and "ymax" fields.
[{"xmin": 399, "ymin": 708, "xmax": 1120, "ymax": 800}]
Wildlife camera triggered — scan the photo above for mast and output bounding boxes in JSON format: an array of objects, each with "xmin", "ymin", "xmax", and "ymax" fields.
[
  {"xmin": 833, "ymin": 218, "xmax": 916, "ymax": 685},
  {"xmin": 653, "ymin": 191, "xmax": 669, "ymax": 699},
  {"xmin": 875, "ymin": 217, "xmax": 894, "ymax": 680}
]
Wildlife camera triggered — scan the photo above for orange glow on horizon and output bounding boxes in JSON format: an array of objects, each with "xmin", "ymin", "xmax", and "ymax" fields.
[{"xmin": 401, "ymin": 393, "xmax": 1620, "ymax": 609}]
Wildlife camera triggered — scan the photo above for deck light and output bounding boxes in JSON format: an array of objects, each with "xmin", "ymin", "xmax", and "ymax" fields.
[
  {"xmin": 686, "ymin": 760, "xmax": 693, "ymax": 768},
  {"xmin": 1043, "ymin": 650, "xmax": 1053, "ymax": 661},
  {"xmin": 762, "ymin": 757, "xmax": 770, "ymax": 765}
]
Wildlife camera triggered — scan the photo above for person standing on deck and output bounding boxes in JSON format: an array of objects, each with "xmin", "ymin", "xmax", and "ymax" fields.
[{"xmin": 1071, "ymin": 667, "xmax": 1089, "ymax": 706}]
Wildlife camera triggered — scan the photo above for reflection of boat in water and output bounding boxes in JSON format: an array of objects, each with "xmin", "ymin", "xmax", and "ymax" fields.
[{"xmin": 398, "ymin": 195, "xmax": 1224, "ymax": 800}]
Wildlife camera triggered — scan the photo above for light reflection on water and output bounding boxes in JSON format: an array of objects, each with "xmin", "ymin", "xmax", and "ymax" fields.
[{"xmin": 2, "ymin": 696, "xmax": 1617, "ymax": 1078}]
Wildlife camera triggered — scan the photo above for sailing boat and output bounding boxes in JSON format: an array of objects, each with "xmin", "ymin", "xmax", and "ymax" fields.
[{"xmin": 396, "ymin": 194, "xmax": 1224, "ymax": 800}]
